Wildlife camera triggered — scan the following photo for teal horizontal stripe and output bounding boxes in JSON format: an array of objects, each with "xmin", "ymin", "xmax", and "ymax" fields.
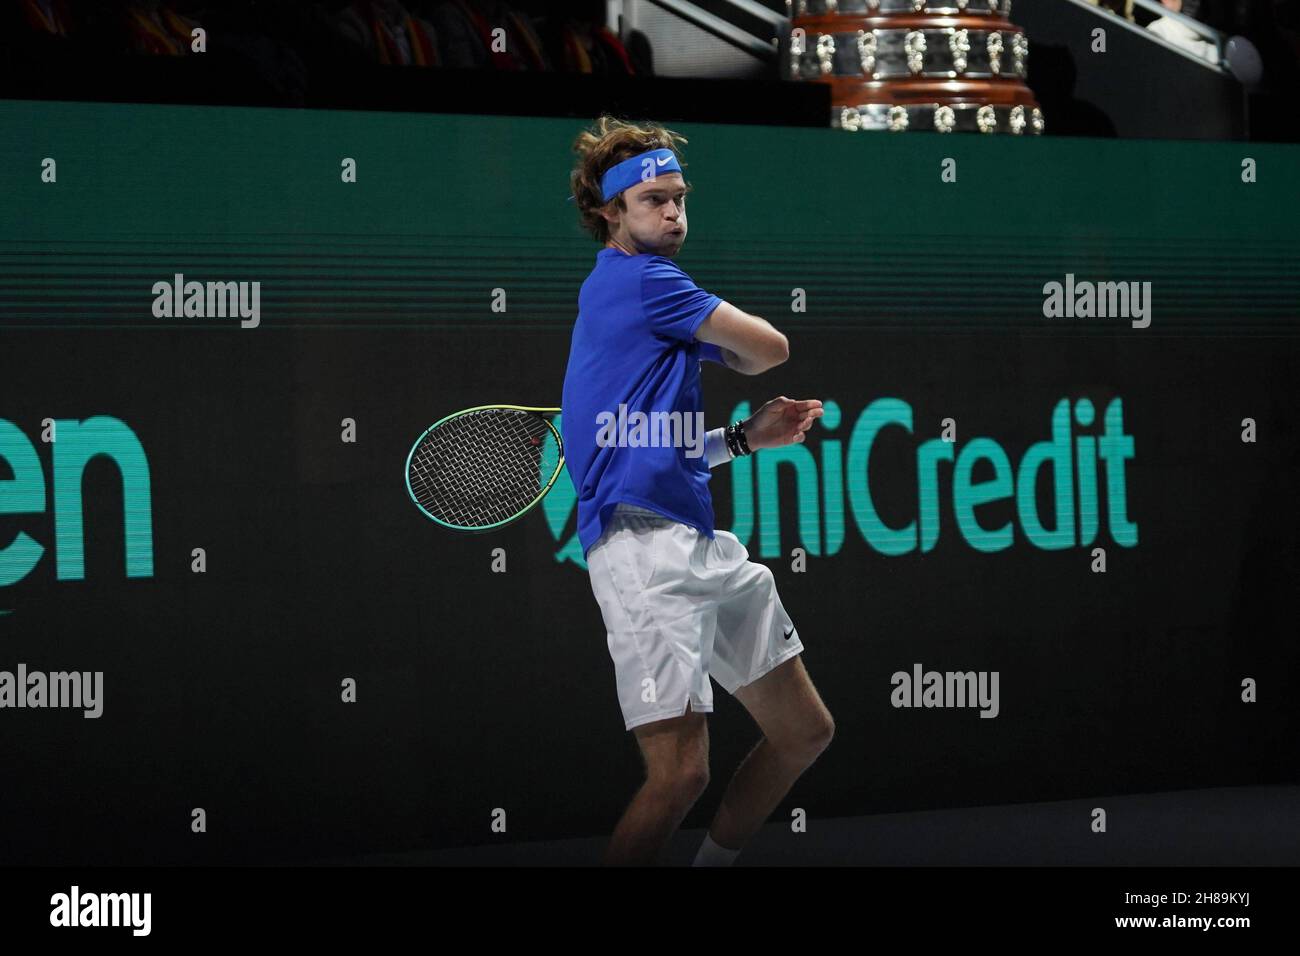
[
  {"xmin": 1, "ymin": 263, "xmax": 1296, "ymax": 278},
  {"xmin": 2, "ymin": 326, "xmax": 1297, "ymax": 338},
  {"xmin": 2, "ymin": 276, "xmax": 1296, "ymax": 291}
]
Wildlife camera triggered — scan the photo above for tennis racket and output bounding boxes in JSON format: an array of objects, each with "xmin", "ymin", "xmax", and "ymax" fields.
[{"xmin": 405, "ymin": 405, "xmax": 564, "ymax": 532}]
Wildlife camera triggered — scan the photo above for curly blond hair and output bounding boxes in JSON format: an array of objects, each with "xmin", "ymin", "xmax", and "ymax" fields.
[{"xmin": 570, "ymin": 114, "xmax": 692, "ymax": 244}]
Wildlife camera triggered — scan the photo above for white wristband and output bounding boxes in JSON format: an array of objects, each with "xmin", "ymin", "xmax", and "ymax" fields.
[{"xmin": 705, "ymin": 426, "xmax": 734, "ymax": 468}]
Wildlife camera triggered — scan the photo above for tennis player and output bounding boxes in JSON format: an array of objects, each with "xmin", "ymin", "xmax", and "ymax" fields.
[{"xmin": 563, "ymin": 116, "xmax": 835, "ymax": 866}]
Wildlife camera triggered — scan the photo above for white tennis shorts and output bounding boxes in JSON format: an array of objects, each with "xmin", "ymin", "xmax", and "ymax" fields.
[{"xmin": 587, "ymin": 502, "xmax": 805, "ymax": 731}]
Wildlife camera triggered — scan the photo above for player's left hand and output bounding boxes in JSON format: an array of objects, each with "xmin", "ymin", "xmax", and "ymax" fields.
[{"xmin": 743, "ymin": 397, "xmax": 824, "ymax": 451}]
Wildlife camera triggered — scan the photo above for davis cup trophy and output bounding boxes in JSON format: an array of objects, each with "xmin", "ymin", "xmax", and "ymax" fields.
[{"xmin": 785, "ymin": 0, "xmax": 1045, "ymax": 134}]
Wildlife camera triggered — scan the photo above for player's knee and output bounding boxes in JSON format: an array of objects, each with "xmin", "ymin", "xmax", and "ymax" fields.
[
  {"xmin": 677, "ymin": 761, "xmax": 710, "ymax": 801},
  {"xmin": 647, "ymin": 762, "xmax": 709, "ymax": 807},
  {"xmin": 783, "ymin": 712, "xmax": 834, "ymax": 764},
  {"xmin": 811, "ymin": 712, "xmax": 835, "ymax": 753}
]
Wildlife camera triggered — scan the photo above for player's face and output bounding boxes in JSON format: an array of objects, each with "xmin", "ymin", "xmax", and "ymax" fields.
[{"xmin": 612, "ymin": 172, "xmax": 688, "ymax": 256}]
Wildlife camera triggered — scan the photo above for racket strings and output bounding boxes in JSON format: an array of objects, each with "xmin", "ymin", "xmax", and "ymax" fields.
[{"xmin": 409, "ymin": 409, "xmax": 557, "ymax": 528}]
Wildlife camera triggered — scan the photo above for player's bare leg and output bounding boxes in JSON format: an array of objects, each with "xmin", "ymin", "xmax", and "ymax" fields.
[
  {"xmin": 604, "ymin": 702, "xmax": 710, "ymax": 866},
  {"xmin": 704, "ymin": 656, "xmax": 833, "ymax": 856}
]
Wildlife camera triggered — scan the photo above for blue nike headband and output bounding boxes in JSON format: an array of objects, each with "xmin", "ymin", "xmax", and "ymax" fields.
[{"xmin": 599, "ymin": 148, "xmax": 682, "ymax": 202}]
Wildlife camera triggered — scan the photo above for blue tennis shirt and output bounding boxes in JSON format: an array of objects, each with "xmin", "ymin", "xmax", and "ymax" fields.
[{"xmin": 562, "ymin": 247, "xmax": 726, "ymax": 559}]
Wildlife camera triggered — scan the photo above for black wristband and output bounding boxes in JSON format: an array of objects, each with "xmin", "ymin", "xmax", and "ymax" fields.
[
  {"xmin": 724, "ymin": 423, "xmax": 742, "ymax": 458},
  {"xmin": 726, "ymin": 421, "xmax": 751, "ymax": 458},
  {"xmin": 734, "ymin": 419, "xmax": 752, "ymax": 456}
]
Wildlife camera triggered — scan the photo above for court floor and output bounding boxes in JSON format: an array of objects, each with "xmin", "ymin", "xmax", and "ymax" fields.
[{"xmin": 305, "ymin": 784, "xmax": 1300, "ymax": 866}]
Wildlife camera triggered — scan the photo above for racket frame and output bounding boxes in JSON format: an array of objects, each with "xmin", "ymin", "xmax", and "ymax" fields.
[{"xmin": 405, "ymin": 404, "xmax": 564, "ymax": 532}]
